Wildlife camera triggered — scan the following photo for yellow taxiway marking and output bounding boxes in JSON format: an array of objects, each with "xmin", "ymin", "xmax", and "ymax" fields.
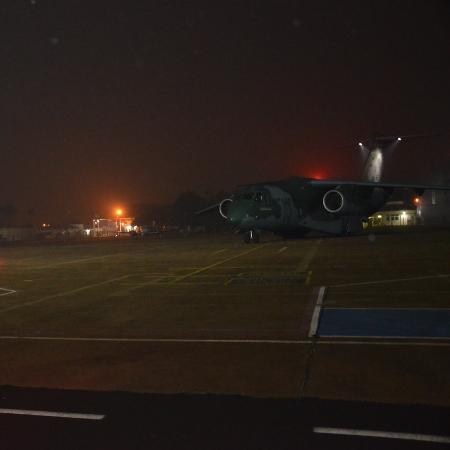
[
  {"xmin": 296, "ymin": 239, "xmax": 322, "ymax": 272},
  {"xmin": 224, "ymin": 272, "xmax": 244, "ymax": 286},
  {"xmin": 212, "ymin": 248, "xmax": 228, "ymax": 255},
  {"xmin": 0, "ymin": 274, "xmax": 132, "ymax": 313},
  {"xmin": 109, "ymin": 275, "xmax": 171, "ymax": 295},
  {"xmin": 27, "ymin": 253, "xmax": 129, "ymax": 270},
  {"xmin": 171, "ymin": 246, "xmax": 264, "ymax": 283},
  {"xmin": 277, "ymin": 246, "xmax": 288, "ymax": 253}
]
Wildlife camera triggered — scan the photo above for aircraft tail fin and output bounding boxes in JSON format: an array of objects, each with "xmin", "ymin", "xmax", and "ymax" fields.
[
  {"xmin": 358, "ymin": 134, "xmax": 437, "ymax": 183},
  {"xmin": 359, "ymin": 139, "xmax": 398, "ymax": 183}
]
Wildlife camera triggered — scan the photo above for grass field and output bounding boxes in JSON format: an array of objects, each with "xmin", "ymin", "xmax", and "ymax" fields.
[{"xmin": 0, "ymin": 228, "xmax": 449, "ymax": 405}]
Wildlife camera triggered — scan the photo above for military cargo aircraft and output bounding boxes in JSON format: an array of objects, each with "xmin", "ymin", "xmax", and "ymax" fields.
[{"xmin": 199, "ymin": 135, "xmax": 450, "ymax": 243}]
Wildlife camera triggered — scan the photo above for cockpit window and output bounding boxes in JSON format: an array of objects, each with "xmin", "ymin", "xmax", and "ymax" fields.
[
  {"xmin": 237, "ymin": 192, "xmax": 253, "ymax": 200},
  {"xmin": 255, "ymin": 192, "xmax": 264, "ymax": 202}
]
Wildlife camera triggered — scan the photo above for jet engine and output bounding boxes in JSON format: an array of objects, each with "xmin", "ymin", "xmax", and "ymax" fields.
[
  {"xmin": 322, "ymin": 189, "xmax": 345, "ymax": 213},
  {"xmin": 219, "ymin": 198, "xmax": 233, "ymax": 219}
]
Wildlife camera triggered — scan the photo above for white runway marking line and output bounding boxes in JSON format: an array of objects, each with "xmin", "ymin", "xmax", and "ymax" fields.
[
  {"xmin": 308, "ymin": 286, "xmax": 326, "ymax": 337},
  {"xmin": 0, "ymin": 288, "xmax": 16, "ymax": 296},
  {"xmin": 296, "ymin": 239, "xmax": 322, "ymax": 273},
  {"xmin": 0, "ymin": 408, "xmax": 105, "ymax": 421},
  {"xmin": 331, "ymin": 273, "xmax": 450, "ymax": 288},
  {"xmin": 212, "ymin": 248, "xmax": 228, "ymax": 255},
  {"xmin": 313, "ymin": 427, "xmax": 450, "ymax": 444},
  {"xmin": 277, "ymin": 246, "xmax": 288, "ymax": 253},
  {"xmin": 1, "ymin": 335, "xmax": 450, "ymax": 346},
  {"xmin": 0, "ymin": 336, "xmax": 310, "ymax": 345},
  {"xmin": 0, "ymin": 274, "xmax": 132, "ymax": 313}
]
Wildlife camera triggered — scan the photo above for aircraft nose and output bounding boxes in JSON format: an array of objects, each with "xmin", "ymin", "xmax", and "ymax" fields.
[
  {"xmin": 227, "ymin": 203, "xmax": 244, "ymax": 224},
  {"xmin": 227, "ymin": 202, "xmax": 257, "ymax": 227}
]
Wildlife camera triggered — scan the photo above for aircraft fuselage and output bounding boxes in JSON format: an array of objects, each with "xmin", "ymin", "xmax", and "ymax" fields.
[{"xmin": 227, "ymin": 177, "xmax": 389, "ymax": 236}]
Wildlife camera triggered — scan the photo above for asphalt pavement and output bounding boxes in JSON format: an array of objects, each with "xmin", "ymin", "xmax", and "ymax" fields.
[{"xmin": 1, "ymin": 386, "xmax": 449, "ymax": 450}]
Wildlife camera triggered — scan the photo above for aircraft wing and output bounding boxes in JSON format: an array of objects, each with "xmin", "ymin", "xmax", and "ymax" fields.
[
  {"xmin": 309, "ymin": 180, "xmax": 450, "ymax": 192},
  {"xmin": 195, "ymin": 203, "xmax": 220, "ymax": 215}
]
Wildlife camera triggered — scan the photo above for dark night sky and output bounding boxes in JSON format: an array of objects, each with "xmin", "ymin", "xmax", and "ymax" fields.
[{"xmin": 1, "ymin": 0, "xmax": 449, "ymax": 223}]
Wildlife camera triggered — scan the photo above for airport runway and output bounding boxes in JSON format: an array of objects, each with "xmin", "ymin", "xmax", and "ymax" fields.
[{"xmin": 0, "ymin": 229, "xmax": 449, "ymax": 447}]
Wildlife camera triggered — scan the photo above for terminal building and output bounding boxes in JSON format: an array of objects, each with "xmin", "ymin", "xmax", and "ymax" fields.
[
  {"xmin": 368, "ymin": 188, "xmax": 450, "ymax": 228},
  {"xmin": 367, "ymin": 199, "xmax": 418, "ymax": 227}
]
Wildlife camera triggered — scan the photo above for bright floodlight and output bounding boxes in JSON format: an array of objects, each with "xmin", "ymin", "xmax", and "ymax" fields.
[
  {"xmin": 358, "ymin": 142, "xmax": 363, "ymax": 146},
  {"xmin": 116, "ymin": 208, "xmax": 123, "ymax": 216},
  {"xmin": 397, "ymin": 137, "xmax": 402, "ymax": 141}
]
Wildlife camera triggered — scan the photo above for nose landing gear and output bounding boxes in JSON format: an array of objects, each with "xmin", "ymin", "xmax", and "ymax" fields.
[{"xmin": 244, "ymin": 229, "xmax": 260, "ymax": 244}]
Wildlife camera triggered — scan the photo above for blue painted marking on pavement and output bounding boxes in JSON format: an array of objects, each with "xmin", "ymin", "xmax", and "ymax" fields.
[{"xmin": 318, "ymin": 309, "xmax": 450, "ymax": 338}]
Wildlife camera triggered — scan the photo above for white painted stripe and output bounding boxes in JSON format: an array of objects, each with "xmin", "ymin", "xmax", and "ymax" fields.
[
  {"xmin": 0, "ymin": 288, "xmax": 16, "ymax": 296},
  {"xmin": 277, "ymin": 246, "xmax": 288, "ymax": 253},
  {"xmin": 212, "ymin": 248, "xmax": 227, "ymax": 255},
  {"xmin": 0, "ymin": 274, "xmax": 132, "ymax": 313},
  {"xmin": 0, "ymin": 408, "xmax": 105, "ymax": 420},
  {"xmin": 313, "ymin": 427, "xmax": 450, "ymax": 444},
  {"xmin": 0, "ymin": 335, "xmax": 309, "ymax": 344},
  {"xmin": 330, "ymin": 273, "xmax": 450, "ymax": 288},
  {"xmin": 1, "ymin": 335, "xmax": 449, "ymax": 346},
  {"xmin": 316, "ymin": 286, "xmax": 326, "ymax": 305},
  {"xmin": 308, "ymin": 286, "xmax": 326, "ymax": 337},
  {"xmin": 296, "ymin": 239, "xmax": 322, "ymax": 272}
]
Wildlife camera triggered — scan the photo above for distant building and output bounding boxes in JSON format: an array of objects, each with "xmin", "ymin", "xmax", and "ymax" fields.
[
  {"xmin": 0, "ymin": 227, "xmax": 36, "ymax": 242},
  {"xmin": 90, "ymin": 217, "xmax": 135, "ymax": 237},
  {"xmin": 367, "ymin": 185, "xmax": 450, "ymax": 227}
]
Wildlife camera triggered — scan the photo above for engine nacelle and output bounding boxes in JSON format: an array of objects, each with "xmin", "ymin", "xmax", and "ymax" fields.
[
  {"xmin": 322, "ymin": 189, "xmax": 345, "ymax": 213},
  {"xmin": 219, "ymin": 198, "xmax": 233, "ymax": 219}
]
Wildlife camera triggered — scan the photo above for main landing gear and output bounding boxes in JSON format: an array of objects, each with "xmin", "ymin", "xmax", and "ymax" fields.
[{"xmin": 243, "ymin": 229, "xmax": 260, "ymax": 244}]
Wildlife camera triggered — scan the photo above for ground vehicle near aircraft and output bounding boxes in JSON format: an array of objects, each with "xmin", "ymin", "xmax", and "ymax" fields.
[{"xmin": 199, "ymin": 135, "xmax": 450, "ymax": 242}]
